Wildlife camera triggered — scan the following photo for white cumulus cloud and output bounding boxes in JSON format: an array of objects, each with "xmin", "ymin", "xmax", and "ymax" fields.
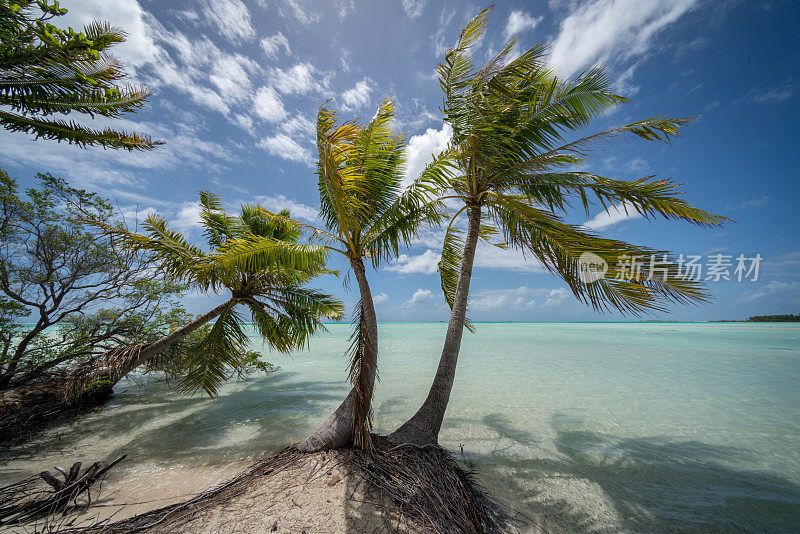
[
  {"xmin": 583, "ymin": 203, "xmax": 642, "ymax": 231},
  {"xmin": 402, "ymin": 123, "xmax": 452, "ymax": 187},
  {"xmin": 341, "ymin": 78, "xmax": 373, "ymax": 111},
  {"xmin": 405, "ymin": 288, "xmax": 434, "ymax": 306},
  {"xmin": 548, "ymin": 0, "xmax": 698, "ymax": 79},
  {"xmin": 472, "ymin": 286, "xmax": 538, "ymax": 311},
  {"xmin": 260, "ymin": 32, "xmax": 291, "ymax": 59},
  {"xmin": 503, "ymin": 10, "xmax": 543, "ymax": 41},
  {"xmin": 387, "ymin": 249, "xmax": 441, "ymax": 274},
  {"xmin": 544, "ymin": 287, "xmax": 571, "ymax": 307},
  {"xmin": 253, "ymin": 87, "xmax": 287, "ymax": 122},
  {"xmin": 271, "ymin": 63, "xmax": 319, "ymax": 95},
  {"xmin": 171, "ymin": 201, "xmax": 203, "ymax": 232},
  {"xmin": 201, "ymin": 0, "xmax": 255, "ymax": 44},
  {"xmin": 257, "ymin": 134, "xmax": 313, "ymax": 165},
  {"xmin": 387, "ymin": 242, "xmax": 544, "ymax": 274}
]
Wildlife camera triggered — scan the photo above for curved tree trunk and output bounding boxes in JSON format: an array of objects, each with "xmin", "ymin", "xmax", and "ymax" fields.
[
  {"xmin": 389, "ymin": 205, "xmax": 481, "ymax": 446},
  {"xmin": 0, "ymin": 318, "xmax": 48, "ymax": 389},
  {"xmin": 295, "ymin": 257, "xmax": 378, "ymax": 452},
  {"xmin": 70, "ymin": 299, "xmax": 234, "ymax": 402}
]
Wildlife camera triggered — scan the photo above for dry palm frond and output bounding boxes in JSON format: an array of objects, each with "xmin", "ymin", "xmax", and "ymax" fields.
[
  {"xmin": 64, "ymin": 344, "xmax": 144, "ymax": 403},
  {"xmin": 347, "ymin": 300, "xmax": 376, "ymax": 453}
]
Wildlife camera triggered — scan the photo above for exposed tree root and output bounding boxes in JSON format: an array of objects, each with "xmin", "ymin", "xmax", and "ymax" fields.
[
  {"xmin": 355, "ymin": 436, "xmax": 515, "ymax": 533},
  {"xmin": 50, "ymin": 437, "xmax": 522, "ymax": 533}
]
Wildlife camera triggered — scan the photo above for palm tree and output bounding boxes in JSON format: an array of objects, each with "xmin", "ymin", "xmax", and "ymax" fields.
[
  {"xmin": 0, "ymin": 0, "xmax": 161, "ymax": 150},
  {"xmin": 227, "ymin": 99, "xmax": 450, "ymax": 453},
  {"xmin": 389, "ymin": 7, "xmax": 727, "ymax": 446},
  {"xmin": 66, "ymin": 192, "xmax": 343, "ymax": 402}
]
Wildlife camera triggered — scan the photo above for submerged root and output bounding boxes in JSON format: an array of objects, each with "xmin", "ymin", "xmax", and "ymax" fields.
[{"xmin": 64, "ymin": 436, "xmax": 520, "ymax": 534}]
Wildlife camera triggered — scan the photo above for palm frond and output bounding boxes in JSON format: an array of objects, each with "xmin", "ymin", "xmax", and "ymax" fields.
[
  {"xmin": 0, "ymin": 83, "xmax": 151, "ymax": 118},
  {"xmin": 178, "ymin": 302, "xmax": 248, "ymax": 396},
  {"xmin": 87, "ymin": 215, "xmax": 204, "ymax": 282},
  {"xmin": 244, "ymin": 206, "xmax": 341, "ymax": 249},
  {"xmin": 198, "ymin": 191, "xmax": 248, "ymax": 248},
  {"xmin": 208, "ymin": 235, "xmax": 330, "ymax": 282},
  {"xmin": 364, "ymin": 146, "xmax": 456, "ymax": 266},
  {"xmin": 540, "ymin": 116, "xmax": 696, "ymax": 161},
  {"xmin": 437, "ymin": 217, "xmax": 476, "ymax": 332},
  {"xmin": 0, "ymin": 109, "xmax": 162, "ymax": 150},
  {"xmin": 316, "ymin": 103, "xmax": 364, "ymax": 236},
  {"xmin": 437, "ymin": 6, "xmax": 491, "ymax": 144},
  {"xmin": 487, "ymin": 192, "xmax": 709, "ymax": 314},
  {"xmin": 244, "ymin": 298, "xmax": 298, "ymax": 353},
  {"xmin": 240, "ymin": 205, "xmax": 301, "ymax": 242},
  {"xmin": 502, "ymin": 172, "xmax": 729, "ymax": 226}
]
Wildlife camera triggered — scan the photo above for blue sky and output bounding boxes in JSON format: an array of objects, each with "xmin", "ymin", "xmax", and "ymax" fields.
[{"xmin": 2, "ymin": 0, "xmax": 798, "ymax": 321}]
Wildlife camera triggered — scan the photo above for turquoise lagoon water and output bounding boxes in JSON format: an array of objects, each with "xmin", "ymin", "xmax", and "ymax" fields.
[{"xmin": 2, "ymin": 322, "xmax": 799, "ymax": 532}]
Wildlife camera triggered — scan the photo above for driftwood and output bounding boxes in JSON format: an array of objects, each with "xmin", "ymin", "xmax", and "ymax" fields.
[{"xmin": 0, "ymin": 455, "xmax": 126, "ymax": 526}]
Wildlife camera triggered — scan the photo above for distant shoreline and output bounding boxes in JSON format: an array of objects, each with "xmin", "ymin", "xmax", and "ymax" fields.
[{"xmin": 16, "ymin": 320, "xmax": 800, "ymax": 328}]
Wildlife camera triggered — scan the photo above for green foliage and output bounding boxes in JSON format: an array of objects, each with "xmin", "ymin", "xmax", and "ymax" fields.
[
  {"xmin": 153, "ymin": 323, "xmax": 279, "ymax": 384},
  {"xmin": 0, "ymin": 0, "xmax": 161, "ymax": 149},
  {"xmin": 431, "ymin": 6, "xmax": 727, "ymax": 318},
  {"xmin": 312, "ymin": 98, "xmax": 452, "ymax": 266},
  {"xmin": 79, "ymin": 374, "xmax": 113, "ymax": 394},
  {"xmin": 0, "ymin": 167, "xmax": 187, "ymax": 388},
  {"xmin": 95, "ymin": 191, "xmax": 343, "ymax": 396},
  {"xmin": 746, "ymin": 314, "xmax": 800, "ymax": 322}
]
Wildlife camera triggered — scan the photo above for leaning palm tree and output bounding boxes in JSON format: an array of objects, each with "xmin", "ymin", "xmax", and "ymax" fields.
[
  {"xmin": 0, "ymin": 0, "xmax": 161, "ymax": 149},
  {"xmin": 390, "ymin": 7, "xmax": 727, "ymax": 446},
  {"xmin": 227, "ymin": 99, "xmax": 450, "ymax": 453},
  {"xmin": 66, "ymin": 192, "xmax": 343, "ymax": 402}
]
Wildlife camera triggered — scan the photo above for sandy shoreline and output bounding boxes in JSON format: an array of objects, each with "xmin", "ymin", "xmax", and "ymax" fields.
[
  {"xmin": 57, "ymin": 451, "xmax": 421, "ymax": 533},
  {"xmin": 2, "ymin": 448, "xmax": 549, "ymax": 533}
]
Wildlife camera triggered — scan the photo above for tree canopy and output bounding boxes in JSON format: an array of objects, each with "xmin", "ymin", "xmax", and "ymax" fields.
[
  {"xmin": 87, "ymin": 192, "xmax": 344, "ymax": 396},
  {"xmin": 0, "ymin": 0, "xmax": 161, "ymax": 150},
  {"xmin": 0, "ymin": 168, "xmax": 186, "ymax": 389}
]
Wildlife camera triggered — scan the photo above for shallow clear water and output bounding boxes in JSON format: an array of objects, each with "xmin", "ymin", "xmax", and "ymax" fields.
[{"xmin": 2, "ymin": 323, "xmax": 799, "ymax": 532}]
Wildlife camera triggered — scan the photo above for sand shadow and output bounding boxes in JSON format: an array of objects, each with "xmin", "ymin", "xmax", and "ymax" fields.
[
  {"xmin": 463, "ymin": 414, "xmax": 800, "ymax": 533},
  {"xmin": 482, "ymin": 413, "xmax": 537, "ymax": 447}
]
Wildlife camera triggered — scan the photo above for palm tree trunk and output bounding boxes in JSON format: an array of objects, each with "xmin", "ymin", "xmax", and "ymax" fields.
[
  {"xmin": 295, "ymin": 257, "xmax": 379, "ymax": 452},
  {"xmin": 119, "ymin": 299, "xmax": 235, "ymax": 378},
  {"xmin": 71, "ymin": 299, "xmax": 234, "ymax": 401},
  {"xmin": 389, "ymin": 205, "xmax": 481, "ymax": 446}
]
